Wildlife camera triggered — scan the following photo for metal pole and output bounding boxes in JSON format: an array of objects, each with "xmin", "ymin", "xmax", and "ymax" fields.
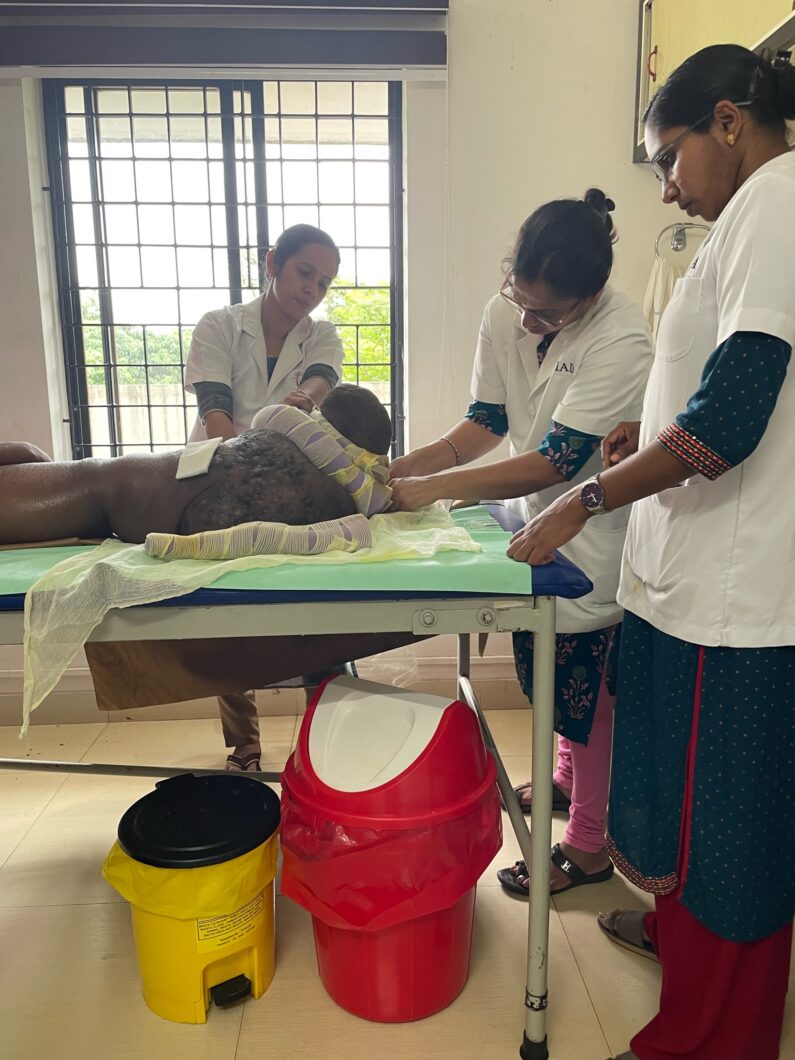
[
  {"xmin": 521, "ymin": 595, "xmax": 556, "ymax": 1060},
  {"xmin": 0, "ymin": 759, "xmax": 280, "ymax": 783},
  {"xmin": 458, "ymin": 675, "xmax": 532, "ymax": 869},
  {"xmin": 457, "ymin": 632, "xmax": 471, "ymax": 701}
]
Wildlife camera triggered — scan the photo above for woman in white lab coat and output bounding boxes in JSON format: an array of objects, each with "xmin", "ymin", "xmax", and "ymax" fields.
[
  {"xmin": 509, "ymin": 46, "xmax": 795, "ymax": 1060},
  {"xmin": 185, "ymin": 223, "xmax": 344, "ymax": 771},
  {"xmin": 186, "ymin": 223, "xmax": 344, "ymax": 435},
  {"xmin": 390, "ymin": 191, "xmax": 653, "ymax": 896}
]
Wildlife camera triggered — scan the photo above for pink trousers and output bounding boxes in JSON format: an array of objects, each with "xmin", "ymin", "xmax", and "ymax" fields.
[{"xmin": 553, "ymin": 676, "xmax": 614, "ymax": 852}]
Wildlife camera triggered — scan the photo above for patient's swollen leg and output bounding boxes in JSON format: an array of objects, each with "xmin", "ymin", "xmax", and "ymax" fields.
[{"xmin": 218, "ymin": 690, "xmax": 261, "ymax": 770}]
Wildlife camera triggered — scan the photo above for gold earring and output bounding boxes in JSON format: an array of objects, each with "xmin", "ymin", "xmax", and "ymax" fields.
[{"xmin": 726, "ymin": 133, "xmax": 736, "ymax": 146}]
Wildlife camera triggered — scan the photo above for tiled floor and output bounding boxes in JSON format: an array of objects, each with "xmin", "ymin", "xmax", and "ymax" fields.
[{"xmin": 0, "ymin": 712, "xmax": 791, "ymax": 1060}]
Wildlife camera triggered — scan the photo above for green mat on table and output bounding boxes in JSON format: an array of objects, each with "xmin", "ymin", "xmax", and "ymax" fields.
[{"xmin": 0, "ymin": 508, "xmax": 531, "ymax": 599}]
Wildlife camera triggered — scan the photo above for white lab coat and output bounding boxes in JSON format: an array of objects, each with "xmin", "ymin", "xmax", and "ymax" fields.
[
  {"xmin": 472, "ymin": 287, "xmax": 652, "ymax": 632},
  {"xmin": 620, "ymin": 152, "xmax": 795, "ymax": 647},
  {"xmin": 185, "ymin": 293, "xmax": 344, "ymax": 439}
]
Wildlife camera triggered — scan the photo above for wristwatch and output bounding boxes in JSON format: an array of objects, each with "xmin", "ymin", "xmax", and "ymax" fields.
[{"xmin": 579, "ymin": 474, "xmax": 607, "ymax": 516}]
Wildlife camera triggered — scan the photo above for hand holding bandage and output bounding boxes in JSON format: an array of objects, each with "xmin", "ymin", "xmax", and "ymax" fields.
[{"xmin": 251, "ymin": 404, "xmax": 393, "ymax": 517}]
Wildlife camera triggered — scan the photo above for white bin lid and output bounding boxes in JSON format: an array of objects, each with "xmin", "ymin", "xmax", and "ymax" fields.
[{"xmin": 308, "ymin": 676, "xmax": 453, "ymax": 792}]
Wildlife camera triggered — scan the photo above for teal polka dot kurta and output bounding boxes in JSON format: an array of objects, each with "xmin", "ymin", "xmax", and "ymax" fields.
[{"xmin": 609, "ymin": 331, "xmax": 795, "ymax": 943}]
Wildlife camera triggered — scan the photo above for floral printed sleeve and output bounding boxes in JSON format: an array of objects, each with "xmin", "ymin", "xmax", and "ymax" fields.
[
  {"xmin": 536, "ymin": 420, "xmax": 602, "ymax": 480},
  {"xmin": 464, "ymin": 399, "xmax": 509, "ymax": 436}
]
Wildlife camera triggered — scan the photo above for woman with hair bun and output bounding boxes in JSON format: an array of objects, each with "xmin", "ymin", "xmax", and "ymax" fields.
[
  {"xmin": 509, "ymin": 45, "xmax": 795, "ymax": 1060},
  {"xmin": 389, "ymin": 191, "xmax": 653, "ymax": 900}
]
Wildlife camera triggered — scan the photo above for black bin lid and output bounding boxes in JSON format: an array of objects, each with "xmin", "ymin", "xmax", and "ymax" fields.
[{"xmin": 118, "ymin": 773, "xmax": 280, "ymax": 869}]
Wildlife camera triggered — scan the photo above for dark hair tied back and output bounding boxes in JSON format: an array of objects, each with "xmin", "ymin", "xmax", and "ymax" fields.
[
  {"xmin": 509, "ymin": 189, "xmax": 617, "ymax": 300},
  {"xmin": 583, "ymin": 188, "xmax": 617, "ymax": 238},
  {"xmin": 771, "ymin": 50, "xmax": 795, "ymax": 121},
  {"xmin": 645, "ymin": 44, "xmax": 795, "ymax": 134},
  {"xmin": 270, "ymin": 224, "xmax": 341, "ymax": 272}
]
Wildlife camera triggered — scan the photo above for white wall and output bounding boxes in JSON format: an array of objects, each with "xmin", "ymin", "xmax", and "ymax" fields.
[{"xmin": 404, "ymin": 0, "xmax": 671, "ymax": 450}]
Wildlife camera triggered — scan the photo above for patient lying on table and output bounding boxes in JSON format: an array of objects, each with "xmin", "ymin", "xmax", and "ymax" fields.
[{"xmin": 0, "ymin": 384, "xmax": 391, "ymax": 547}]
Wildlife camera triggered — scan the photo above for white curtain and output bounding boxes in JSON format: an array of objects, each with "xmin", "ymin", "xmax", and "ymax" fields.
[{"xmin": 643, "ymin": 256, "xmax": 688, "ymax": 342}]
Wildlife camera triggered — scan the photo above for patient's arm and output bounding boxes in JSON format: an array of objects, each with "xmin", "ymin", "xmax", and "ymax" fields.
[{"xmin": 0, "ymin": 442, "xmax": 52, "ymax": 466}]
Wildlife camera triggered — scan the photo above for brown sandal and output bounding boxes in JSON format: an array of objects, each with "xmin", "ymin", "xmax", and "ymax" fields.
[
  {"xmin": 225, "ymin": 752, "xmax": 261, "ymax": 772},
  {"xmin": 598, "ymin": 909, "xmax": 658, "ymax": 962}
]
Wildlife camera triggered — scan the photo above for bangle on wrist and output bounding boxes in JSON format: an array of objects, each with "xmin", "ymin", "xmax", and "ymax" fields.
[{"xmin": 440, "ymin": 435, "xmax": 461, "ymax": 467}]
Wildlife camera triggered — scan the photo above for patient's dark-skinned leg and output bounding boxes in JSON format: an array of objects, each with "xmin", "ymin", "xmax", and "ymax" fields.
[{"xmin": 0, "ymin": 442, "xmax": 52, "ymax": 466}]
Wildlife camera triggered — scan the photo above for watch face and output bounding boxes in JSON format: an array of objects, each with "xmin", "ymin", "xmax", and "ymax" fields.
[{"xmin": 581, "ymin": 481, "xmax": 604, "ymax": 510}]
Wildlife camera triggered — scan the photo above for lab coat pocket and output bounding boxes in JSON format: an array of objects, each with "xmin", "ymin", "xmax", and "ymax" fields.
[{"xmin": 655, "ymin": 276, "xmax": 702, "ymax": 363}]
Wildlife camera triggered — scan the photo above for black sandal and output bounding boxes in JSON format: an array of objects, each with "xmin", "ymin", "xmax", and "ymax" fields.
[
  {"xmin": 497, "ymin": 843, "xmax": 614, "ymax": 897},
  {"xmin": 502, "ymin": 782, "xmax": 572, "ymax": 816},
  {"xmin": 225, "ymin": 752, "xmax": 262, "ymax": 772}
]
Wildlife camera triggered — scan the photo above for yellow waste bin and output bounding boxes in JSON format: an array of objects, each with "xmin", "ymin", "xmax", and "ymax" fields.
[{"xmin": 103, "ymin": 773, "xmax": 280, "ymax": 1024}]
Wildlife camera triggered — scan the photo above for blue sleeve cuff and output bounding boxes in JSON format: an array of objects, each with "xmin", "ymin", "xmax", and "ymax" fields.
[
  {"xmin": 300, "ymin": 363, "xmax": 339, "ymax": 389},
  {"xmin": 194, "ymin": 380, "xmax": 234, "ymax": 422},
  {"xmin": 674, "ymin": 331, "xmax": 791, "ymax": 472},
  {"xmin": 465, "ymin": 400, "xmax": 509, "ymax": 436}
]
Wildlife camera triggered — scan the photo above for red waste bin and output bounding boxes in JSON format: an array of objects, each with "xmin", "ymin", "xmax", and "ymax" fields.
[{"xmin": 280, "ymin": 675, "xmax": 502, "ymax": 1022}]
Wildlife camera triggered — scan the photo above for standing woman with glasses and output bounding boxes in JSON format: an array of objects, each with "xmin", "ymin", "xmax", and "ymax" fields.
[
  {"xmin": 506, "ymin": 46, "xmax": 795, "ymax": 1060},
  {"xmin": 389, "ymin": 191, "xmax": 653, "ymax": 898}
]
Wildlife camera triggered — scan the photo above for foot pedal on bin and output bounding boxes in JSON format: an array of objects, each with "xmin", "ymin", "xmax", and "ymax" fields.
[{"xmin": 211, "ymin": 974, "xmax": 252, "ymax": 1007}]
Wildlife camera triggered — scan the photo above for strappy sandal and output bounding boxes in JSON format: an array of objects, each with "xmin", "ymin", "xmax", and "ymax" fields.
[
  {"xmin": 225, "ymin": 752, "xmax": 262, "ymax": 772},
  {"xmin": 500, "ymin": 781, "xmax": 572, "ymax": 816},
  {"xmin": 598, "ymin": 909, "xmax": 658, "ymax": 962},
  {"xmin": 497, "ymin": 843, "xmax": 614, "ymax": 897}
]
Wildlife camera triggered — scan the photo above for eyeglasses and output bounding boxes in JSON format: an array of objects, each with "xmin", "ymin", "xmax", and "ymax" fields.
[
  {"xmin": 499, "ymin": 278, "xmax": 582, "ymax": 329},
  {"xmin": 648, "ymin": 101, "xmax": 753, "ymax": 183}
]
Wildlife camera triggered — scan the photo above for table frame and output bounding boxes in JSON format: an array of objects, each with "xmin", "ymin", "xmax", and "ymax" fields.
[{"xmin": 0, "ymin": 590, "xmax": 556, "ymax": 1059}]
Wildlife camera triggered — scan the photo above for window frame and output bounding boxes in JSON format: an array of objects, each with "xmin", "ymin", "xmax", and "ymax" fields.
[{"xmin": 43, "ymin": 76, "xmax": 405, "ymax": 458}]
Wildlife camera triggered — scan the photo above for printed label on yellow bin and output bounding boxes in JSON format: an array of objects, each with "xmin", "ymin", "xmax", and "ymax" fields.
[{"xmin": 196, "ymin": 892, "xmax": 264, "ymax": 953}]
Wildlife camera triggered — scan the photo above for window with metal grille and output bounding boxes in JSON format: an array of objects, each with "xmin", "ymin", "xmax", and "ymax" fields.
[{"xmin": 43, "ymin": 78, "xmax": 404, "ymax": 458}]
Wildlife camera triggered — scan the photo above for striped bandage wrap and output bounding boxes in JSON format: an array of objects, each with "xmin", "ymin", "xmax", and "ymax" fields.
[
  {"xmin": 251, "ymin": 404, "xmax": 393, "ymax": 517},
  {"xmin": 145, "ymin": 513, "xmax": 371, "ymax": 560}
]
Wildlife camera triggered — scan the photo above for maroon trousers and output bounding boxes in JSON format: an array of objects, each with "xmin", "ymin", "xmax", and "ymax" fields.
[{"xmin": 632, "ymin": 894, "xmax": 792, "ymax": 1060}]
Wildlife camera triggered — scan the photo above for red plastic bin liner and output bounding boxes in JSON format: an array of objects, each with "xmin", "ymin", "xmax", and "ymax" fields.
[{"xmin": 279, "ymin": 770, "xmax": 501, "ymax": 933}]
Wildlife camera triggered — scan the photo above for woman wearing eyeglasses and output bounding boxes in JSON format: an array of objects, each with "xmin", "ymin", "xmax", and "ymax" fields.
[
  {"xmin": 389, "ymin": 190, "xmax": 653, "ymax": 899},
  {"xmin": 507, "ymin": 46, "xmax": 795, "ymax": 1060}
]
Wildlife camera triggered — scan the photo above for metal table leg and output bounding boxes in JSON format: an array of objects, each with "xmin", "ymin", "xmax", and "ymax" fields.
[
  {"xmin": 457, "ymin": 600, "xmax": 555, "ymax": 1060},
  {"xmin": 521, "ymin": 596, "xmax": 556, "ymax": 1059}
]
